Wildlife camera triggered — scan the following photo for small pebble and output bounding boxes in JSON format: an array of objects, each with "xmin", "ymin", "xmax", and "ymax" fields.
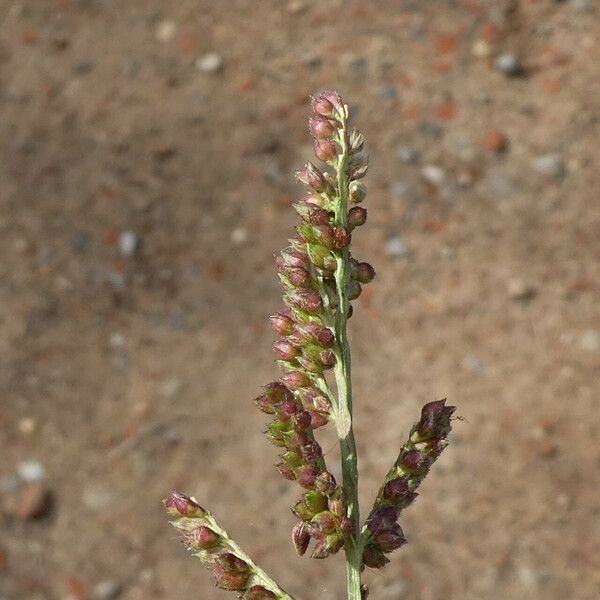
[
  {"xmin": 118, "ymin": 231, "xmax": 139, "ymax": 257},
  {"xmin": 481, "ymin": 130, "xmax": 507, "ymax": 152},
  {"xmin": 92, "ymin": 580, "xmax": 122, "ymax": 600},
  {"xmin": 507, "ymin": 279, "xmax": 537, "ymax": 302},
  {"xmin": 533, "ymin": 154, "xmax": 566, "ymax": 178},
  {"xmin": 385, "ymin": 236, "xmax": 409, "ymax": 258},
  {"xmin": 396, "ymin": 146, "xmax": 419, "ymax": 164},
  {"xmin": 196, "ymin": 52, "xmax": 223, "ymax": 74},
  {"xmin": 231, "ymin": 227, "xmax": 248, "ymax": 245},
  {"xmin": 287, "ymin": 0, "xmax": 308, "ymax": 13},
  {"xmin": 110, "ymin": 332, "xmax": 126, "ymax": 348},
  {"xmin": 421, "ymin": 164, "xmax": 445, "ymax": 185},
  {"xmin": 17, "ymin": 460, "xmax": 45, "ymax": 482},
  {"xmin": 156, "ymin": 20, "xmax": 177, "ymax": 43},
  {"xmin": 580, "ymin": 330, "xmax": 600, "ymax": 352},
  {"xmin": 494, "ymin": 53, "xmax": 523, "ymax": 77},
  {"xmin": 15, "ymin": 484, "xmax": 52, "ymax": 520},
  {"xmin": 18, "ymin": 417, "xmax": 37, "ymax": 434},
  {"xmin": 472, "ymin": 39, "xmax": 491, "ymax": 58}
]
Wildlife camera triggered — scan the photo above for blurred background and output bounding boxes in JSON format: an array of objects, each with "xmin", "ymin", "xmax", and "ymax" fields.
[{"xmin": 1, "ymin": 1, "xmax": 598, "ymax": 599}]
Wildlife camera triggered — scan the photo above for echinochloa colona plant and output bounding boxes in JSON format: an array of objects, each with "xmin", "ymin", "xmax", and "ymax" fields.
[{"xmin": 164, "ymin": 91, "xmax": 456, "ymax": 600}]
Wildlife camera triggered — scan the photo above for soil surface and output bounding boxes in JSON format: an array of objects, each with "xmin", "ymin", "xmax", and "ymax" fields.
[{"xmin": 1, "ymin": 1, "xmax": 599, "ymax": 599}]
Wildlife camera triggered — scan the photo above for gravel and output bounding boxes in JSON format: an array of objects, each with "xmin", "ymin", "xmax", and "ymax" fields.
[
  {"xmin": 533, "ymin": 154, "xmax": 566, "ymax": 178},
  {"xmin": 196, "ymin": 52, "xmax": 224, "ymax": 74},
  {"xmin": 421, "ymin": 164, "xmax": 445, "ymax": 185},
  {"xmin": 494, "ymin": 53, "xmax": 523, "ymax": 77},
  {"xmin": 92, "ymin": 581, "xmax": 122, "ymax": 600},
  {"xmin": 17, "ymin": 460, "xmax": 46, "ymax": 482},
  {"xmin": 118, "ymin": 230, "xmax": 139, "ymax": 257}
]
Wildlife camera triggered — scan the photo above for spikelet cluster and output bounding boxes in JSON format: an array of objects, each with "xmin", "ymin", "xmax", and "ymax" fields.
[{"xmin": 255, "ymin": 91, "xmax": 374, "ymax": 559}]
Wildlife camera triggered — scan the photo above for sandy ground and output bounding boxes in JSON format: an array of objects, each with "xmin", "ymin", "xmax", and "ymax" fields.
[{"xmin": 1, "ymin": 1, "xmax": 599, "ymax": 599}]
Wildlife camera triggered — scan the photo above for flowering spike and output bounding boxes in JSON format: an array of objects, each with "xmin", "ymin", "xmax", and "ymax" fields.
[
  {"xmin": 165, "ymin": 90, "xmax": 457, "ymax": 599},
  {"xmin": 360, "ymin": 399, "xmax": 455, "ymax": 568}
]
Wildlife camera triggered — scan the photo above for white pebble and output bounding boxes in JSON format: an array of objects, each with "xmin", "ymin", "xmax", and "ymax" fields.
[
  {"xmin": 196, "ymin": 52, "xmax": 223, "ymax": 74},
  {"xmin": 533, "ymin": 154, "xmax": 566, "ymax": 178},
  {"xmin": 92, "ymin": 580, "xmax": 122, "ymax": 600},
  {"xmin": 156, "ymin": 20, "xmax": 177, "ymax": 43},
  {"xmin": 494, "ymin": 53, "xmax": 522, "ymax": 76},
  {"xmin": 118, "ymin": 230, "xmax": 139, "ymax": 257},
  {"xmin": 230, "ymin": 227, "xmax": 248, "ymax": 245},
  {"xmin": 17, "ymin": 460, "xmax": 46, "ymax": 482},
  {"xmin": 421, "ymin": 164, "xmax": 445, "ymax": 185}
]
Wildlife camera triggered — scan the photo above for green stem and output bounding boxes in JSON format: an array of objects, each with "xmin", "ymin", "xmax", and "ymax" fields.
[{"xmin": 333, "ymin": 109, "xmax": 363, "ymax": 600}]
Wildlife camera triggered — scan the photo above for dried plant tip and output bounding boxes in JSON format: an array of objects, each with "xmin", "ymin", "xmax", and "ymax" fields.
[
  {"xmin": 412, "ymin": 398, "xmax": 455, "ymax": 442},
  {"xmin": 348, "ymin": 206, "xmax": 368, "ymax": 229},
  {"xmin": 354, "ymin": 261, "xmax": 376, "ymax": 284},
  {"xmin": 314, "ymin": 139, "xmax": 338, "ymax": 163},
  {"xmin": 164, "ymin": 491, "xmax": 206, "ymax": 518},
  {"xmin": 309, "ymin": 115, "xmax": 338, "ymax": 139},
  {"xmin": 349, "ymin": 129, "xmax": 364, "ymax": 153},
  {"xmin": 349, "ymin": 181, "xmax": 367, "ymax": 203}
]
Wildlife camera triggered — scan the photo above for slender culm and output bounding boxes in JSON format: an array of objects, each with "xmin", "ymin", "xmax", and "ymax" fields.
[{"xmin": 164, "ymin": 91, "xmax": 456, "ymax": 600}]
